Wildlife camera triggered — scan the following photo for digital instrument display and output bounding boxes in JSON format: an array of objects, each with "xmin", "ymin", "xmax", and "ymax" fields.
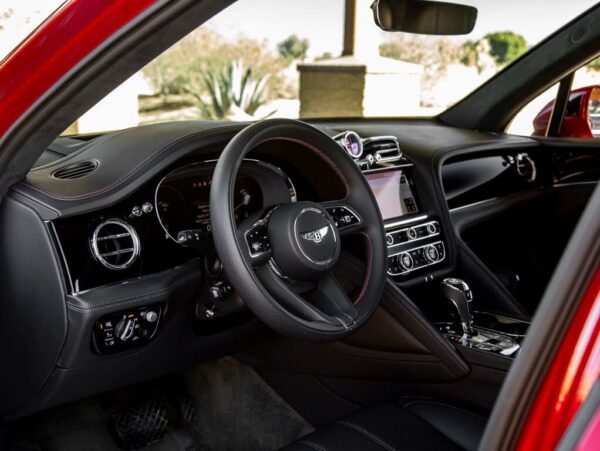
[
  {"xmin": 156, "ymin": 174, "xmax": 263, "ymax": 238},
  {"xmin": 365, "ymin": 169, "xmax": 419, "ymax": 221}
]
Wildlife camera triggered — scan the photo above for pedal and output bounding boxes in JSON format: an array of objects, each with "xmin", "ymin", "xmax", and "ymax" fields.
[{"xmin": 110, "ymin": 398, "xmax": 169, "ymax": 450}]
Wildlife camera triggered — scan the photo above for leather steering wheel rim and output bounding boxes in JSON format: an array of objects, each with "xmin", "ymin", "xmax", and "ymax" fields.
[{"xmin": 210, "ymin": 119, "xmax": 387, "ymax": 341}]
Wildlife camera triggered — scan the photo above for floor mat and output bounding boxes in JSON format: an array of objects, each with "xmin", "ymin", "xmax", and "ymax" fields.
[
  {"xmin": 11, "ymin": 357, "xmax": 312, "ymax": 451},
  {"xmin": 182, "ymin": 357, "xmax": 313, "ymax": 450}
]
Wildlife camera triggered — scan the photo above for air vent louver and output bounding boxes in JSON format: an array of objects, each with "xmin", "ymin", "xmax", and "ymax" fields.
[
  {"xmin": 363, "ymin": 136, "xmax": 402, "ymax": 163},
  {"xmin": 52, "ymin": 160, "xmax": 98, "ymax": 179},
  {"xmin": 90, "ymin": 219, "xmax": 140, "ymax": 270}
]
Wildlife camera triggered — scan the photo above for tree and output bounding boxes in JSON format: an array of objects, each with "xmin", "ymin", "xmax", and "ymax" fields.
[
  {"xmin": 277, "ymin": 34, "xmax": 309, "ymax": 61},
  {"xmin": 588, "ymin": 57, "xmax": 600, "ymax": 71},
  {"xmin": 484, "ymin": 31, "xmax": 527, "ymax": 65},
  {"xmin": 380, "ymin": 34, "xmax": 464, "ymax": 93}
]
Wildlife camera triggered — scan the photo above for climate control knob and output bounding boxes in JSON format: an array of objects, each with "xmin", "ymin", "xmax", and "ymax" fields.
[
  {"xmin": 424, "ymin": 245, "xmax": 440, "ymax": 263},
  {"xmin": 398, "ymin": 252, "xmax": 414, "ymax": 271}
]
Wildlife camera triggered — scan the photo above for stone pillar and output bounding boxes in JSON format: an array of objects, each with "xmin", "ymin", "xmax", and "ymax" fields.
[
  {"xmin": 298, "ymin": 57, "xmax": 423, "ymax": 118},
  {"xmin": 298, "ymin": 0, "xmax": 423, "ymax": 118}
]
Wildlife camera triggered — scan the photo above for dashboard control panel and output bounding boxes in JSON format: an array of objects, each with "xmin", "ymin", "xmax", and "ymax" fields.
[
  {"xmin": 386, "ymin": 220, "xmax": 440, "ymax": 247},
  {"xmin": 386, "ymin": 220, "xmax": 446, "ymax": 276},
  {"xmin": 93, "ymin": 304, "xmax": 162, "ymax": 354}
]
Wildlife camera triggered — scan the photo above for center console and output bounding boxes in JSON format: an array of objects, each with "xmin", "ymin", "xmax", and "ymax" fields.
[
  {"xmin": 362, "ymin": 166, "xmax": 447, "ymax": 279},
  {"xmin": 435, "ymin": 278, "xmax": 529, "ymax": 357},
  {"xmin": 352, "ymin": 134, "xmax": 529, "ymax": 360}
]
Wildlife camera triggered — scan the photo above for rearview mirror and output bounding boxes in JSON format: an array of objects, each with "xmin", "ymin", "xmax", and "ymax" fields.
[
  {"xmin": 533, "ymin": 85, "xmax": 600, "ymax": 138},
  {"xmin": 371, "ymin": 0, "xmax": 478, "ymax": 35}
]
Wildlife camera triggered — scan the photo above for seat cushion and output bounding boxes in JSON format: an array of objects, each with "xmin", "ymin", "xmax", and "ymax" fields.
[{"xmin": 282, "ymin": 401, "xmax": 486, "ymax": 451}]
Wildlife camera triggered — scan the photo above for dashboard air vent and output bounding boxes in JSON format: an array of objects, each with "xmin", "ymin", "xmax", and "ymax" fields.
[
  {"xmin": 90, "ymin": 219, "xmax": 140, "ymax": 270},
  {"xmin": 363, "ymin": 136, "xmax": 402, "ymax": 163},
  {"xmin": 515, "ymin": 153, "xmax": 537, "ymax": 182},
  {"xmin": 52, "ymin": 160, "xmax": 98, "ymax": 179}
]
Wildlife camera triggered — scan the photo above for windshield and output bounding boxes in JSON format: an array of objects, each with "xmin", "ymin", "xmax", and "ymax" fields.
[{"xmin": 3, "ymin": 0, "xmax": 594, "ymax": 134}]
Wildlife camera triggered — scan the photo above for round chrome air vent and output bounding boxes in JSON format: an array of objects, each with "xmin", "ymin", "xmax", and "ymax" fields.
[
  {"xmin": 90, "ymin": 219, "xmax": 140, "ymax": 270},
  {"xmin": 516, "ymin": 153, "xmax": 537, "ymax": 182}
]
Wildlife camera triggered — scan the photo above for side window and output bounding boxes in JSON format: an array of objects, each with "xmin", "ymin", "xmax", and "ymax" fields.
[{"xmin": 507, "ymin": 56, "xmax": 600, "ymax": 138}]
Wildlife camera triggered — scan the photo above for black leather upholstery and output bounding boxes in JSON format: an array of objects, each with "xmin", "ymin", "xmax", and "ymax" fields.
[{"xmin": 282, "ymin": 401, "xmax": 486, "ymax": 451}]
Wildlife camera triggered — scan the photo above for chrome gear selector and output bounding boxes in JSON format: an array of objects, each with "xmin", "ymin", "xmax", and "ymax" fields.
[{"xmin": 441, "ymin": 278, "xmax": 474, "ymax": 336}]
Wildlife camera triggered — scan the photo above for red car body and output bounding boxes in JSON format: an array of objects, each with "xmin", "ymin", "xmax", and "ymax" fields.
[
  {"xmin": 532, "ymin": 86, "xmax": 599, "ymax": 138},
  {"xmin": 0, "ymin": 1, "xmax": 598, "ymax": 449}
]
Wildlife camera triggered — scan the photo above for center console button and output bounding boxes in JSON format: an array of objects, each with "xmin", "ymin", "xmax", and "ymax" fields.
[
  {"xmin": 427, "ymin": 223, "xmax": 438, "ymax": 235},
  {"xmin": 386, "ymin": 234, "xmax": 394, "ymax": 246},
  {"xmin": 407, "ymin": 228, "xmax": 418, "ymax": 240}
]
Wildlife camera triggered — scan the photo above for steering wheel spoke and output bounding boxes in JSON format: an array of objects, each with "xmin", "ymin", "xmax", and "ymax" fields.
[
  {"xmin": 238, "ymin": 206, "xmax": 277, "ymax": 265},
  {"xmin": 320, "ymin": 200, "xmax": 365, "ymax": 236},
  {"xmin": 255, "ymin": 265, "xmax": 336, "ymax": 325},
  {"xmin": 311, "ymin": 271, "xmax": 358, "ymax": 328},
  {"xmin": 255, "ymin": 264, "xmax": 357, "ymax": 330}
]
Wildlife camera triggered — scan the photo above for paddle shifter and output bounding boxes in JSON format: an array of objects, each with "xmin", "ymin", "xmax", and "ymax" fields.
[{"xmin": 441, "ymin": 278, "xmax": 474, "ymax": 336}]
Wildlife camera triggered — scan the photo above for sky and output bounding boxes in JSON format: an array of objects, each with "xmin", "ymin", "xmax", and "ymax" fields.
[
  {"xmin": 206, "ymin": 0, "xmax": 599, "ymax": 57},
  {"xmin": 1, "ymin": 0, "xmax": 598, "ymax": 59}
]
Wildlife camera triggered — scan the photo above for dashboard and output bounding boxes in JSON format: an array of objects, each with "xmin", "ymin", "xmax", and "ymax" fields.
[{"xmin": 1, "ymin": 118, "xmax": 597, "ymax": 418}]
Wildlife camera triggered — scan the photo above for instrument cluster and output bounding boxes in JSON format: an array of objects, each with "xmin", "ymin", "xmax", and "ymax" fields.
[{"xmin": 155, "ymin": 160, "xmax": 296, "ymax": 243}]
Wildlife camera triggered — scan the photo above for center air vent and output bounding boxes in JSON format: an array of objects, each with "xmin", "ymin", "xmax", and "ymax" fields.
[
  {"xmin": 515, "ymin": 153, "xmax": 537, "ymax": 182},
  {"xmin": 363, "ymin": 136, "xmax": 402, "ymax": 163},
  {"xmin": 52, "ymin": 160, "xmax": 98, "ymax": 179},
  {"xmin": 90, "ymin": 219, "xmax": 140, "ymax": 270}
]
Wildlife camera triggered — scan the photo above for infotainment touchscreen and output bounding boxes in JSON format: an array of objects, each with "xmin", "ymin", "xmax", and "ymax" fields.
[{"xmin": 364, "ymin": 169, "xmax": 419, "ymax": 221}]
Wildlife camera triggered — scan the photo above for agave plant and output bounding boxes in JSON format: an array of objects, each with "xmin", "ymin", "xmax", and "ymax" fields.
[{"xmin": 191, "ymin": 60, "xmax": 271, "ymax": 120}]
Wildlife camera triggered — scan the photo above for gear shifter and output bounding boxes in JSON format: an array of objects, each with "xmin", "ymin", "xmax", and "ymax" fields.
[{"xmin": 441, "ymin": 278, "xmax": 474, "ymax": 336}]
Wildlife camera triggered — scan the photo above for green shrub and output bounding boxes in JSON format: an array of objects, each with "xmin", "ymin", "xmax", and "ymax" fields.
[{"xmin": 189, "ymin": 60, "xmax": 270, "ymax": 120}]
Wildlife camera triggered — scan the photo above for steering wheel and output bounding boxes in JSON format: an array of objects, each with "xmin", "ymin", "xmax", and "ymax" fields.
[{"xmin": 210, "ymin": 119, "xmax": 387, "ymax": 341}]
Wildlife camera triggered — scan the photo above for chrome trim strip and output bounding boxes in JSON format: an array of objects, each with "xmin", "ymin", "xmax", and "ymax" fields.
[
  {"xmin": 96, "ymin": 232, "xmax": 131, "ymax": 241},
  {"xmin": 100, "ymin": 248, "xmax": 135, "ymax": 257},
  {"xmin": 362, "ymin": 163, "xmax": 413, "ymax": 174},
  {"xmin": 384, "ymin": 214, "xmax": 428, "ymax": 229},
  {"xmin": 553, "ymin": 181, "xmax": 598, "ymax": 188},
  {"xmin": 449, "ymin": 198, "xmax": 499, "ymax": 213}
]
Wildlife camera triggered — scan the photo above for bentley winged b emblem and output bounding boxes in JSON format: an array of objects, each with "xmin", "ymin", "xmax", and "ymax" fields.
[{"xmin": 301, "ymin": 226, "xmax": 329, "ymax": 244}]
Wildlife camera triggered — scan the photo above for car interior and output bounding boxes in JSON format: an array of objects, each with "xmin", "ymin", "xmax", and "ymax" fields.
[{"xmin": 0, "ymin": 1, "xmax": 599, "ymax": 450}]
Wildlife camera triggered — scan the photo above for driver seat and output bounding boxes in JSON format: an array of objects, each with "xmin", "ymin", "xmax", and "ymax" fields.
[{"xmin": 282, "ymin": 400, "xmax": 486, "ymax": 451}]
